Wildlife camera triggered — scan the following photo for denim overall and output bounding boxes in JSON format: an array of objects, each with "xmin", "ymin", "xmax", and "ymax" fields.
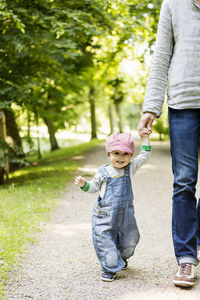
[{"xmin": 92, "ymin": 164, "xmax": 140, "ymax": 273}]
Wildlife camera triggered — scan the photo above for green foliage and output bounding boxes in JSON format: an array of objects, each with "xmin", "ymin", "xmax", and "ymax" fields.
[
  {"xmin": 0, "ymin": 0, "xmax": 163, "ymax": 121},
  {"xmin": 153, "ymin": 118, "xmax": 169, "ymax": 140},
  {"xmin": 0, "ymin": 0, "xmax": 165, "ymax": 149},
  {"xmin": 153, "ymin": 102, "xmax": 169, "ymax": 140},
  {"xmin": 0, "ymin": 138, "xmax": 28, "ymax": 172},
  {"xmin": 123, "ymin": 102, "xmax": 141, "ymax": 129}
]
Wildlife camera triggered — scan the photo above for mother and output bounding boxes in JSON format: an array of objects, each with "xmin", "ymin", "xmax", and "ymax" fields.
[{"xmin": 138, "ymin": 0, "xmax": 200, "ymax": 288}]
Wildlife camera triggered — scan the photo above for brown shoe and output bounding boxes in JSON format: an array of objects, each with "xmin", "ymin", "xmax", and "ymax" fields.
[{"xmin": 173, "ymin": 263, "xmax": 196, "ymax": 287}]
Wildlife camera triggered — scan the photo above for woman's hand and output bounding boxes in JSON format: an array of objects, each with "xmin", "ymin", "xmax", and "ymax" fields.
[{"xmin": 138, "ymin": 112, "xmax": 156, "ymax": 137}]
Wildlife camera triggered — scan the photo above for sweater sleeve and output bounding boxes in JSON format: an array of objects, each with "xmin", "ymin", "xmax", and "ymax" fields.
[
  {"xmin": 143, "ymin": 0, "xmax": 174, "ymax": 116},
  {"xmin": 130, "ymin": 150, "xmax": 151, "ymax": 175},
  {"xmin": 81, "ymin": 171, "xmax": 104, "ymax": 193}
]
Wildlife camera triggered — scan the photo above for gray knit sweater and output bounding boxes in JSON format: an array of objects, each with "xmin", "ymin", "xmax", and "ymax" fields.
[{"xmin": 143, "ymin": 0, "xmax": 200, "ymax": 116}]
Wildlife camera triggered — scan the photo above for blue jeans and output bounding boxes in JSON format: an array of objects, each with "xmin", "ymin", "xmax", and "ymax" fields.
[{"xmin": 168, "ymin": 108, "xmax": 200, "ymax": 266}]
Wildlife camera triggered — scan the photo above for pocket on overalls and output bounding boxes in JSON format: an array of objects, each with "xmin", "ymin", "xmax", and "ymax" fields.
[
  {"xmin": 111, "ymin": 178, "xmax": 128, "ymax": 197},
  {"xmin": 94, "ymin": 207, "xmax": 108, "ymax": 218}
]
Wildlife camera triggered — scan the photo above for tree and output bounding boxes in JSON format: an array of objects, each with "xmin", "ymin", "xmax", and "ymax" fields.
[
  {"xmin": 75, "ymin": 0, "xmax": 164, "ymax": 136},
  {"xmin": 0, "ymin": 0, "xmax": 164, "ymax": 165},
  {"xmin": 0, "ymin": 111, "xmax": 9, "ymax": 184},
  {"xmin": 88, "ymin": 86, "xmax": 97, "ymax": 139},
  {"xmin": 108, "ymin": 79, "xmax": 127, "ymax": 133}
]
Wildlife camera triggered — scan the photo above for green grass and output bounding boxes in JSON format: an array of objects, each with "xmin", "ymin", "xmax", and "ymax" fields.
[{"xmin": 0, "ymin": 139, "xmax": 101, "ymax": 296}]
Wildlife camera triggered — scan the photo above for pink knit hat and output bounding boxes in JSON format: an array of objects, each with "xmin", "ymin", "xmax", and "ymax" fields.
[{"xmin": 106, "ymin": 132, "xmax": 135, "ymax": 155}]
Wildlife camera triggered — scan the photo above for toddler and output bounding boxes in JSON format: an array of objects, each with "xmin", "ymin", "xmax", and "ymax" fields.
[{"xmin": 75, "ymin": 130, "xmax": 151, "ymax": 282}]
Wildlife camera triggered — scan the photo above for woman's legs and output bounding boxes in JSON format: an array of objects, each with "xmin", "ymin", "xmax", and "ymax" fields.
[{"xmin": 168, "ymin": 108, "xmax": 200, "ymax": 265}]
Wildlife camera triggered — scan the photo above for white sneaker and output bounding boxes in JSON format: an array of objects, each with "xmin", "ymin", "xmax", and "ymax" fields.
[{"xmin": 173, "ymin": 263, "xmax": 196, "ymax": 287}]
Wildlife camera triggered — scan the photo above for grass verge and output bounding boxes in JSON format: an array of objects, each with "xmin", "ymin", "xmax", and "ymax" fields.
[{"xmin": 0, "ymin": 139, "xmax": 101, "ymax": 296}]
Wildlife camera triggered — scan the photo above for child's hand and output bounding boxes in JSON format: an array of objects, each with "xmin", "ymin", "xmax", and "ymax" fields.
[
  {"xmin": 140, "ymin": 127, "xmax": 152, "ymax": 138},
  {"xmin": 75, "ymin": 176, "xmax": 86, "ymax": 188}
]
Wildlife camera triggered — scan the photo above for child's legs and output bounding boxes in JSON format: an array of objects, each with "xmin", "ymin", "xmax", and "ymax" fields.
[
  {"xmin": 92, "ymin": 207, "xmax": 125, "ymax": 273},
  {"xmin": 117, "ymin": 205, "xmax": 140, "ymax": 260}
]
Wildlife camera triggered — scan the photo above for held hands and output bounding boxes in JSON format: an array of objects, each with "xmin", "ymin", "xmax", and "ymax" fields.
[
  {"xmin": 75, "ymin": 176, "xmax": 86, "ymax": 188},
  {"xmin": 140, "ymin": 127, "xmax": 152, "ymax": 138},
  {"xmin": 138, "ymin": 112, "xmax": 156, "ymax": 138}
]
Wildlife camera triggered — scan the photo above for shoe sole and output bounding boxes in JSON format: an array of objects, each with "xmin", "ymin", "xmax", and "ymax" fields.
[
  {"xmin": 101, "ymin": 275, "xmax": 116, "ymax": 282},
  {"xmin": 173, "ymin": 280, "xmax": 195, "ymax": 287}
]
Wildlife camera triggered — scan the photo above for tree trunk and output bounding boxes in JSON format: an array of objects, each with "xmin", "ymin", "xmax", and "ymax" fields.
[
  {"xmin": 34, "ymin": 109, "xmax": 42, "ymax": 159},
  {"xmin": 44, "ymin": 117, "xmax": 59, "ymax": 151},
  {"xmin": 4, "ymin": 108, "xmax": 23, "ymax": 148},
  {"xmin": 27, "ymin": 109, "xmax": 31, "ymax": 138},
  {"xmin": 0, "ymin": 166, "xmax": 3, "ymax": 185},
  {"xmin": 108, "ymin": 103, "xmax": 114, "ymax": 134},
  {"xmin": 0, "ymin": 111, "xmax": 9, "ymax": 184},
  {"xmin": 114, "ymin": 101, "xmax": 123, "ymax": 133},
  {"xmin": 3, "ymin": 108, "xmax": 24, "ymax": 172},
  {"xmin": 89, "ymin": 86, "xmax": 97, "ymax": 139}
]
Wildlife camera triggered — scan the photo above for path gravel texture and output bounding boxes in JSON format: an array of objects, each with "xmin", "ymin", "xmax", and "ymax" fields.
[{"xmin": 4, "ymin": 142, "xmax": 200, "ymax": 300}]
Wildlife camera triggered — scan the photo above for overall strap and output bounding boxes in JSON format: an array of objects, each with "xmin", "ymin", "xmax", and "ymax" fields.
[{"xmin": 124, "ymin": 164, "xmax": 130, "ymax": 176}]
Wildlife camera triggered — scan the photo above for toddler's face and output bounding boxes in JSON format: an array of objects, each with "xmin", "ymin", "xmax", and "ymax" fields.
[{"xmin": 109, "ymin": 150, "xmax": 132, "ymax": 169}]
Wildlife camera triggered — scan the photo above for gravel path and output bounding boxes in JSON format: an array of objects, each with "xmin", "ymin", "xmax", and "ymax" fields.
[{"xmin": 4, "ymin": 142, "xmax": 200, "ymax": 300}]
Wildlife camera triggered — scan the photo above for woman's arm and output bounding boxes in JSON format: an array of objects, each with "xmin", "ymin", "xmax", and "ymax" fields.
[{"xmin": 143, "ymin": 0, "xmax": 174, "ymax": 116}]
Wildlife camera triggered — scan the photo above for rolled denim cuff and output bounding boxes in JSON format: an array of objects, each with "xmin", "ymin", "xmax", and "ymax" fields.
[{"xmin": 178, "ymin": 256, "xmax": 198, "ymax": 266}]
